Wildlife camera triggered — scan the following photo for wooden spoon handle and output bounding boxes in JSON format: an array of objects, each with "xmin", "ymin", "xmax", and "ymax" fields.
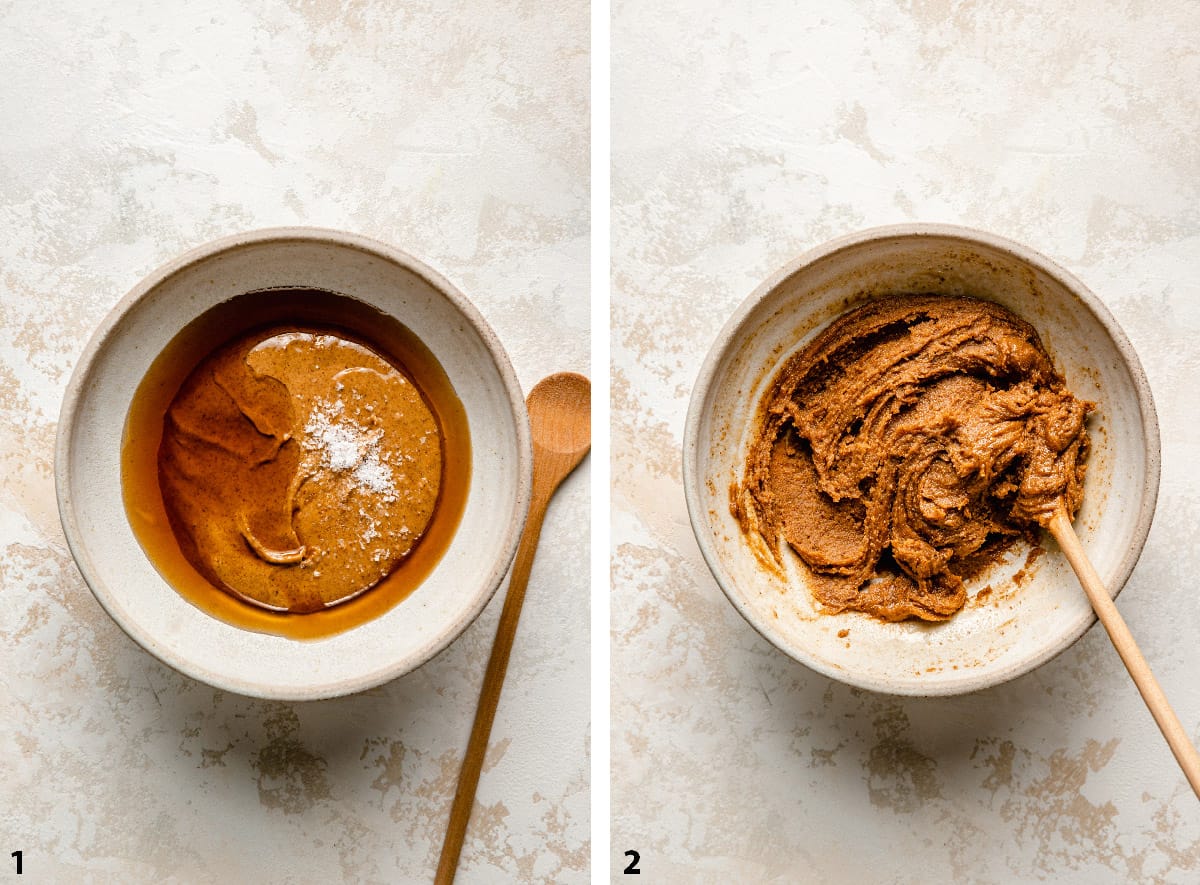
[
  {"xmin": 435, "ymin": 490, "xmax": 550, "ymax": 884},
  {"xmin": 1048, "ymin": 511, "xmax": 1200, "ymax": 799}
]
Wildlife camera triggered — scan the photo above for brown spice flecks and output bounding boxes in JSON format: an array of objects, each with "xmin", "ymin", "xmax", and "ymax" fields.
[{"xmin": 1012, "ymin": 544, "xmax": 1046, "ymax": 587}]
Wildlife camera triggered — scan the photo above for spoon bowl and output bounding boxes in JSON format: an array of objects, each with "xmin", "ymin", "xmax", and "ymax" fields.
[{"xmin": 528, "ymin": 372, "xmax": 592, "ymax": 473}]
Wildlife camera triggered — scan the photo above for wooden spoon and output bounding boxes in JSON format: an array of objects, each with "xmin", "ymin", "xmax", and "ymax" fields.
[
  {"xmin": 1047, "ymin": 508, "xmax": 1200, "ymax": 799},
  {"xmin": 436, "ymin": 372, "xmax": 591, "ymax": 884}
]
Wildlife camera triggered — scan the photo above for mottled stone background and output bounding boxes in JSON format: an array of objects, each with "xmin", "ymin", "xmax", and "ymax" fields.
[
  {"xmin": 0, "ymin": 1, "xmax": 587, "ymax": 882},
  {"xmin": 613, "ymin": 0, "xmax": 1200, "ymax": 881}
]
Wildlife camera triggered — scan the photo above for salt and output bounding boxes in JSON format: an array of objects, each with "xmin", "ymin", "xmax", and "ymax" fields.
[{"xmin": 303, "ymin": 400, "xmax": 399, "ymax": 502}]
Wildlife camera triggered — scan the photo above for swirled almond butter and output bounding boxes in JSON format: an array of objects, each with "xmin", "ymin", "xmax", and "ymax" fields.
[
  {"xmin": 159, "ymin": 329, "xmax": 442, "ymax": 612},
  {"xmin": 122, "ymin": 289, "xmax": 471, "ymax": 639}
]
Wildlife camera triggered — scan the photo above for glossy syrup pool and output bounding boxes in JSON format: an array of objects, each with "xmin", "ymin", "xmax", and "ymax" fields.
[{"xmin": 121, "ymin": 288, "xmax": 471, "ymax": 639}]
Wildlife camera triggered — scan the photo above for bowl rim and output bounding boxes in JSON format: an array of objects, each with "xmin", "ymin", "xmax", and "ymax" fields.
[
  {"xmin": 55, "ymin": 226, "xmax": 533, "ymax": 700},
  {"xmin": 682, "ymin": 222, "xmax": 1161, "ymax": 696}
]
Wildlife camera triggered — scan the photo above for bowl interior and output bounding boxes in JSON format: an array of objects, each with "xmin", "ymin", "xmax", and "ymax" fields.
[
  {"xmin": 59, "ymin": 232, "xmax": 530, "ymax": 700},
  {"xmin": 687, "ymin": 228, "xmax": 1158, "ymax": 695}
]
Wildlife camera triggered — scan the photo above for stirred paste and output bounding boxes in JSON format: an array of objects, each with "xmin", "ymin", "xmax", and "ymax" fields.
[{"xmin": 733, "ymin": 294, "xmax": 1093, "ymax": 622}]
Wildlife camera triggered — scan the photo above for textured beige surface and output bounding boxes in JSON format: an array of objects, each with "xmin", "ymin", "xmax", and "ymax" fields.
[
  {"xmin": 613, "ymin": 1, "xmax": 1200, "ymax": 881},
  {"xmin": 0, "ymin": 1, "xmax": 587, "ymax": 882}
]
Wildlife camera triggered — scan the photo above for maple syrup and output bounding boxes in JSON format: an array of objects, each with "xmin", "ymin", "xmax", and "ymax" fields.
[{"xmin": 121, "ymin": 289, "xmax": 470, "ymax": 639}]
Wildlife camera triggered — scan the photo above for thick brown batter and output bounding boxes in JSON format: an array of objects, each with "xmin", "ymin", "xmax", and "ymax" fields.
[
  {"xmin": 733, "ymin": 294, "xmax": 1092, "ymax": 622},
  {"xmin": 159, "ymin": 327, "xmax": 442, "ymax": 613}
]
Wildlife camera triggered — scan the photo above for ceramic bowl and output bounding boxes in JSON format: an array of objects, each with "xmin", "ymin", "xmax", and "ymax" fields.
[
  {"xmin": 684, "ymin": 224, "xmax": 1159, "ymax": 696},
  {"xmin": 56, "ymin": 228, "xmax": 531, "ymax": 700}
]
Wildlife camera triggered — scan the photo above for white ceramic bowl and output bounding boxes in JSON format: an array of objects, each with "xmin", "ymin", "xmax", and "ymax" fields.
[
  {"xmin": 56, "ymin": 228, "xmax": 531, "ymax": 700},
  {"xmin": 684, "ymin": 224, "xmax": 1159, "ymax": 696}
]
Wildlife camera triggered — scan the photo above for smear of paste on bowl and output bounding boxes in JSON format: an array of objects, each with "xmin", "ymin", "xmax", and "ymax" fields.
[
  {"xmin": 159, "ymin": 328, "xmax": 442, "ymax": 613},
  {"xmin": 732, "ymin": 294, "xmax": 1093, "ymax": 622}
]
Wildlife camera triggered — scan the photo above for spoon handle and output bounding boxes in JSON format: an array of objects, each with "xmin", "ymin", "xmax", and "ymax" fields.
[
  {"xmin": 1048, "ymin": 510, "xmax": 1200, "ymax": 799},
  {"xmin": 435, "ymin": 486, "xmax": 551, "ymax": 884}
]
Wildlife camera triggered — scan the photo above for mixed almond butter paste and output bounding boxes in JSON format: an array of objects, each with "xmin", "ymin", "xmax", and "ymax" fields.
[
  {"xmin": 159, "ymin": 327, "xmax": 442, "ymax": 613},
  {"xmin": 733, "ymin": 294, "xmax": 1092, "ymax": 622}
]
